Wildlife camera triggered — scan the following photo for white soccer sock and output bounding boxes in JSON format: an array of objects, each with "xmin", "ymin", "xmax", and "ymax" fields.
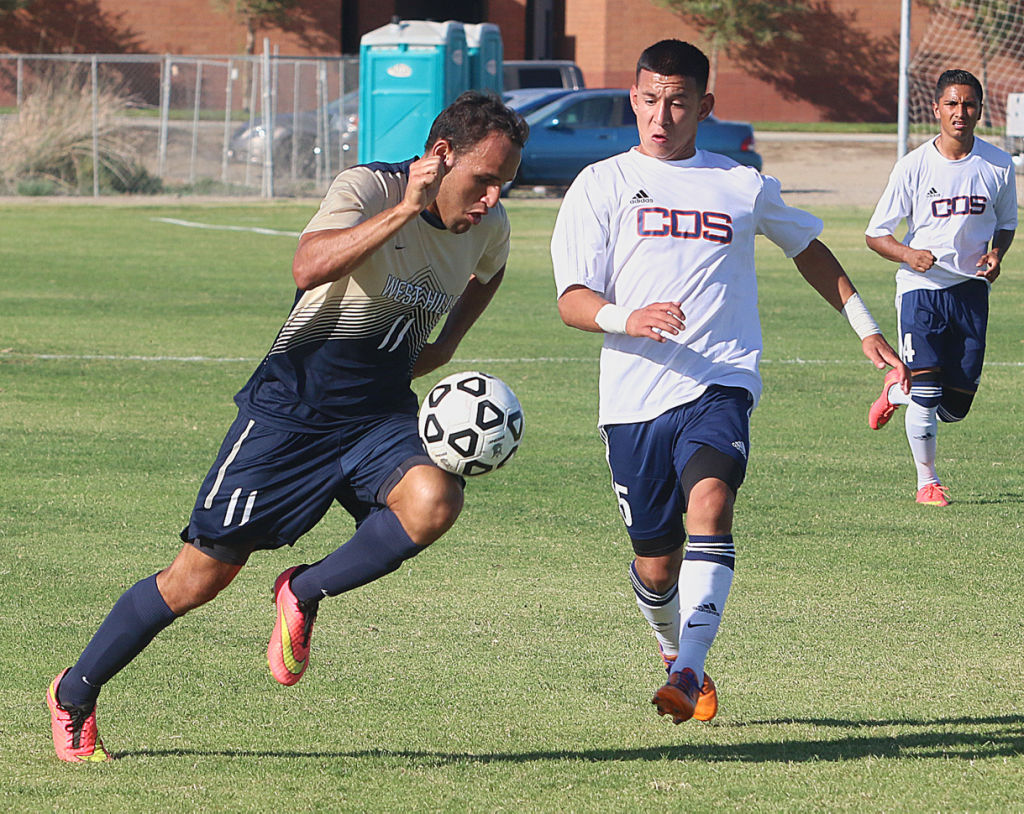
[
  {"xmin": 887, "ymin": 382, "xmax": 912, "ymax": 406},
  {"xmin": 674, "ymin": 537, "xmax": 735, "ymax": 683},
  {"xmin": 629, "ymin": 561, "xmax": 680, "ymax": 659},
  {"xmin": 904, "ymin": 400, "xmax": 940, "ymax": 488}
]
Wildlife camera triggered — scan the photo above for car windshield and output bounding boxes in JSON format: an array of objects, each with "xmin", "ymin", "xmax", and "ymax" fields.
[{"xmin": 524, "ymin": 96, "xmax": 582, "ymax": 126}]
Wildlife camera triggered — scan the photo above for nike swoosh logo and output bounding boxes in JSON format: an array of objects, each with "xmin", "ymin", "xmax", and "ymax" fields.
[
  {"xmin": 686, "ymin": 621, "xmax": 710, "ymax": 628},
  {"xmin": 279, "ymin": 610, "xmax": 307, "ymax": 674}
]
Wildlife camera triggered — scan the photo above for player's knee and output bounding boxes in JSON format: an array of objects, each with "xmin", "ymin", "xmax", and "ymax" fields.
[
  {"xmin": 937, "ymin": 389, "xmax": 974, "ymax": 422},
  {"xmin": 633, "ymin": 551, "xmax": 683, "ymax": 594},
  {"xmin": 157, "ymin": 569, "xmax": 233, "ymax": 614},
  {"xmin": 680, "ymin": 446, "xmax": 743, "ymax": 530},
  {"xmin": 390, "ymin": 466, "xmax": 464, "ymax": 545}
]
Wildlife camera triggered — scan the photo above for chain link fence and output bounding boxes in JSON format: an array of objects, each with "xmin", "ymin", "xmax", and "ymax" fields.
[{"xmin": 0, "ymin": 52, "xmax": 360, "ymax": 197}]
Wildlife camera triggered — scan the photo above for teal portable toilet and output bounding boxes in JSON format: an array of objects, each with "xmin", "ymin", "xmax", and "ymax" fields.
[
  {"xmin": 359, "ymin": 19, "xmax": 469, "ymax": 164},
  {"xmin": 465, "ymin": 23, "xmax": 503, "ymax": 94}
]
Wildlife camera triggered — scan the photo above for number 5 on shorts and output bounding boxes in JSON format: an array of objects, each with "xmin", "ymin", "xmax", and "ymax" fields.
[{"xmin": 613, "ymin": 481, "xmax": 633, "ymax": 527}]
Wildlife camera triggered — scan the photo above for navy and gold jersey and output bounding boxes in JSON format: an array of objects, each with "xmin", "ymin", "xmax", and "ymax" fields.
[{"xmin": 235, "ymin": 159, "xmax": 511, "ymax": 432}]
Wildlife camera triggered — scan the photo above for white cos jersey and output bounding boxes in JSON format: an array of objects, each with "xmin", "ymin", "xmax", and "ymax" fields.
[
  {"xmin": 865, "ymin": 136, "xmax": 1017, "ymax": 296},
  {"xmin": 551, "ymin": 148, "xmax": 822, "ymax": 426}
]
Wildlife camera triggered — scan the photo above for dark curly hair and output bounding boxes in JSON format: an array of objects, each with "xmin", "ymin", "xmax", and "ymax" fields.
[{"xmin": 424, "ymin": 90, "xmax": 530, "ymax": 155}]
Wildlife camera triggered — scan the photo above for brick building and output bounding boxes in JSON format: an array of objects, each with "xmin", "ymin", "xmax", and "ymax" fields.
[{"xmin": 3, "ymin": 0, "xmax": 934, "ymax": 122}]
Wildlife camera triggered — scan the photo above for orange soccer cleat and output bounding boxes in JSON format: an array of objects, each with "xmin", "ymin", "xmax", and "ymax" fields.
[
  {"xmin": 46, "ymin": 670, "xmax": 110, "ymax": 763},
  {"xmin": 267, "ymin": 567, "xmax": 319, "ymax": 686},
  {"xmin": 916, "ymin": 483, "xmax": 951, "ymax": 507},
  {"xmin": 869, "ymin": 368, "xmax": 903, "ymax": 430}
]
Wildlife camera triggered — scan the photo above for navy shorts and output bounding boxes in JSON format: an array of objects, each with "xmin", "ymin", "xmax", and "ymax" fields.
[
  {"xmin": 180, "ymin": 410, "xmax": 437, "ymax": 564},
  {"xmin": 897, "ymin": 279, "xmax": 988, "ymax": 390},
  {"xmin": 601, "ymin": 385, "xmax": 753, "ymax": 556}
]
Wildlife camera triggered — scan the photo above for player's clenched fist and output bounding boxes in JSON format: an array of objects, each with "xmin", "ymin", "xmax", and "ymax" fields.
[
  {"xmin": 906, "ymin": 248, "xmax": 936, "ymax": 272},
  {"xmin": 626, "ymin": 301, "xmax": 685, "ymax": 342},
  {"xmin": 404, "ymin": 152, "xmax": 452, "ymax": 213}
]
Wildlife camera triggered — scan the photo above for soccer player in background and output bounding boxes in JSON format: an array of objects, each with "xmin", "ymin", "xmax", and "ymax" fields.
[
  {"xmin": 865, "ymin": 69, "xmax": 1016, "ymax": 507},
  {"xmin": 550, "ymin": 39, "xmax": 909, "ymax": 724},
  {"xmin": 46, "ymin": 92, "xmax": 528, "ymax": 762}
]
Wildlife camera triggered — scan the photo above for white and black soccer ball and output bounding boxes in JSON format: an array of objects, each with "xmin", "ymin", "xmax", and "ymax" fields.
[{"xmin": 418, "ymin": 371, "xmax": 524, "ymax": 477}]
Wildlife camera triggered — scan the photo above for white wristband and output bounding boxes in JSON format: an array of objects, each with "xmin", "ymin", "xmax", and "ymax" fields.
[
  {"xmin": 594, "ymin": 303, "xmax": 631, "ymax": 334},
  {"xmin": 841, "ymin": 292, "xmax": 881, "ymax": 341}
]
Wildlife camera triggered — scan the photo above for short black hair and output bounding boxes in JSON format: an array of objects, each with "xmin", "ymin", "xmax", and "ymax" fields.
[
  {"xmin": 935, "ymin": 69, "xmax": 983, "ymax": 104},
  {"xmin": 424, "ymin": 90, "xmax": 529, "ymax": 155},
  {"xmin": 636, "ymin": 39, "xmax": 710, "ymax": 94}
]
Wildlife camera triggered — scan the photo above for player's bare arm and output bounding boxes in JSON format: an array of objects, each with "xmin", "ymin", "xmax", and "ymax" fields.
[
  {"xmin": 794, "ymin": 239, "xmax": 911, "ymax": 388},
  {"xmin": 975, "ymin": 228, "xmax": 1014, "ymax": 281},
  {"xmin": 865, "ymin": 233, "xmax": 936, "ymax": 272},
  {"xmin": 412, "ymin": 268, "xmax": 505, "ymax": 378},
  {"xmin": 557, "ymin": 284, "xmax": 685, "ymax": 342},
  {"xmin": 291, "ymin": 150, "xmax": 452, "ymax": 290}
]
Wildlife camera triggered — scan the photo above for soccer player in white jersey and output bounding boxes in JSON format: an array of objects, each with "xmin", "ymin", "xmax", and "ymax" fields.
[
  {"xmin": 865, "ymin": 69, "xmax": 1016, "ymax": 507},
  {"xmin": 46, "ymin": 92, "xmax": 527, "ymax": 762},
  {"xmin": 551, "ymin": 39, "xmax": 908, "ymax": 724}
]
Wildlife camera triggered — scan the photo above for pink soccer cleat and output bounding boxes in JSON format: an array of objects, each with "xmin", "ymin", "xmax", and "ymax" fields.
[
  {"xmin": 267, "ymin": 567, "xmax": 319, "ymax": 686},
  {"xmin": 47, "ymin": 670, "xmax": 110, "ymax": 762}
]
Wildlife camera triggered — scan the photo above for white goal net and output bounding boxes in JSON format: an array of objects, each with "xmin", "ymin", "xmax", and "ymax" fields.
[{"xmin": 909, "ymin": 0, "xmax": 1024, "ymax": 145}]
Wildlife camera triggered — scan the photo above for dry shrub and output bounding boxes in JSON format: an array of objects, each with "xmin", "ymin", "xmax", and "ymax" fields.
[{"xmin": 0, "ymin": 68, "xmax": 158, "ymax": 193}]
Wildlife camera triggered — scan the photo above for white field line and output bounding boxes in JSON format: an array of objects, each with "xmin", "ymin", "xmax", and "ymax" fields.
[
  {"xmin": 5, "ymin": 351, "xmax": 1024, "ymax": 367},
  {"xmin": 152, "ymin": 217, "xmax": 301, "ymax": 238}
]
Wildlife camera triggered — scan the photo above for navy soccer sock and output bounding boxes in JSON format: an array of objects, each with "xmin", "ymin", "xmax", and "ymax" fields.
[
  {"xmin": 59, "ymin": 573, "xmax": 178, "ymax": 710},
  {"xmin": 289, "ymin": 508, "xmax": 422, "ymax": 602}
]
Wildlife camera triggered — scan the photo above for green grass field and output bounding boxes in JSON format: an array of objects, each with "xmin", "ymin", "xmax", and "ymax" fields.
[{"xmin": 2, "ymin": 199, "xmax": 1023, "ymax": 812}]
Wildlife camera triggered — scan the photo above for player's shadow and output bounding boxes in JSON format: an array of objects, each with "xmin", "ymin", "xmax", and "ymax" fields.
[{"xmin": 116, "ymin": 713, "xmax": 1024, "ymax": 763}]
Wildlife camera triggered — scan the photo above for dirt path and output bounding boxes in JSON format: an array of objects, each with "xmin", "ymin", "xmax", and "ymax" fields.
[{"xmin": 757, "ymin": 133, "xmax": 901, "ymax": 209}]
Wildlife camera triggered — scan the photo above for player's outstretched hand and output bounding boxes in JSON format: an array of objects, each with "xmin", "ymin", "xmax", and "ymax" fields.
[
  {"xmin": 405, "ymin": 152, "xmax": 452, "ymax": 214},
  {"xmin": 862, "ymin": 334, "xmax": 911, "ymax": 393},
  {"xmin": 975, "ymin": 250, "xmax": 1001, "ymax": 282},
  {"xmin": 626, "ymin": 301, "xmax": 685, "ymax": 343}
]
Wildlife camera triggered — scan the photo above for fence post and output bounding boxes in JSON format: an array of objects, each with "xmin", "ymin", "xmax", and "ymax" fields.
[
  {"xmin": 291, "ymin": 60, "xmax": 301, "ymax": 182},
  {"xmin": 222, "ymin": 58, "xmax": 234, "ymax": 184},
  {"xmin": 190, "ymin": 60, "xmax": 204, "ymax": 185},
  {"xmin": 158, "ymin": 55, "xmax": 172, "ymax": 178},
  {"xmin": 261, "ymin": 40, "xmax": 273, "ymax": 198},
  {"xmin": 16, "ymin": 55, "xmax": 23, "ymax": 108},
  {"xmin": 91, "ymin": 55, "xmax": 100, "ymax": 197}
]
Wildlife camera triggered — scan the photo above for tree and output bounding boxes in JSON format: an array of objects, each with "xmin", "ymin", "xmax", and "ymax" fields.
[
  {"xmin": 651, "ymin": 0, "xmax": 808, "ymax": 92},
  {"xmin": 214, "ymin": 0, "xmax": 303, "ymax": 57},
  {"xmin": 0, "ymin": 0, "xmax": 32, "ymax": 14}
]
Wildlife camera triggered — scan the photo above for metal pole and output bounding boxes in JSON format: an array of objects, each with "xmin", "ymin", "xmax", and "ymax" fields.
[
  {"xmin": 897, "ymin": 0, "xmax": 911, "ymax": 159},
  {"xmin": 244, "ymin": 57, "xmax": 258, "ymax": 189},
  {"xmin": 158, "ymin": 56, "xmax": 172, "ymax": 178},
  {"xmin": 321, "ymin": 60, "xmax": 331, "ymax": 181},
  {"xmin": 190, "ymin": 60, "xmax": 203, "ymax": 185},
  {"xmin": 16, "ymin": 55, "xmax": 23, "ymax": 108},
  {"xmin": 91, "ymin": 55, "xmax": 100, "ymax": 197},
  {"xmin": 291, "ymin": 60, "xmax": 301, "ymax": 181},
  {"xmin": 261, "ymin": 40, "xmax": 274, "ymax": 198},
  {"xmin": 222, "ymin": 58, "xmax": 234, "ymax": 183}
]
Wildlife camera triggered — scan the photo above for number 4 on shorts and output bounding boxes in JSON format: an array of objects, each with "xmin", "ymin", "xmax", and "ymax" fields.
[{"xmin": 901, "ymin": 332, "xmax": 915, "ymax": 363}]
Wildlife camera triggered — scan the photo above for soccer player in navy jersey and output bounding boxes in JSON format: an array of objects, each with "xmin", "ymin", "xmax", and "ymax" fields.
[
  {"xmin": 865, "ymin": 69, "xmax": 1016, "ymax": 507},
  {"xmin": 551, "ymin": 40, "xmax": 908, "ymax": 724},
  {"xmin": 47, "ymin": 91, "xmax": 528, "ymax": 762}
]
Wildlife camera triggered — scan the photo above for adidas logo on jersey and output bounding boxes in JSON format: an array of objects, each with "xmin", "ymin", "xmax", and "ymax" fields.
[
  {"xmin": 629, "ymin": 189, "xmax": 654, "ymax": 205},
  {"xmin": 926, "ymin": 187, "xmax": 941, "ymax": 198}
]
